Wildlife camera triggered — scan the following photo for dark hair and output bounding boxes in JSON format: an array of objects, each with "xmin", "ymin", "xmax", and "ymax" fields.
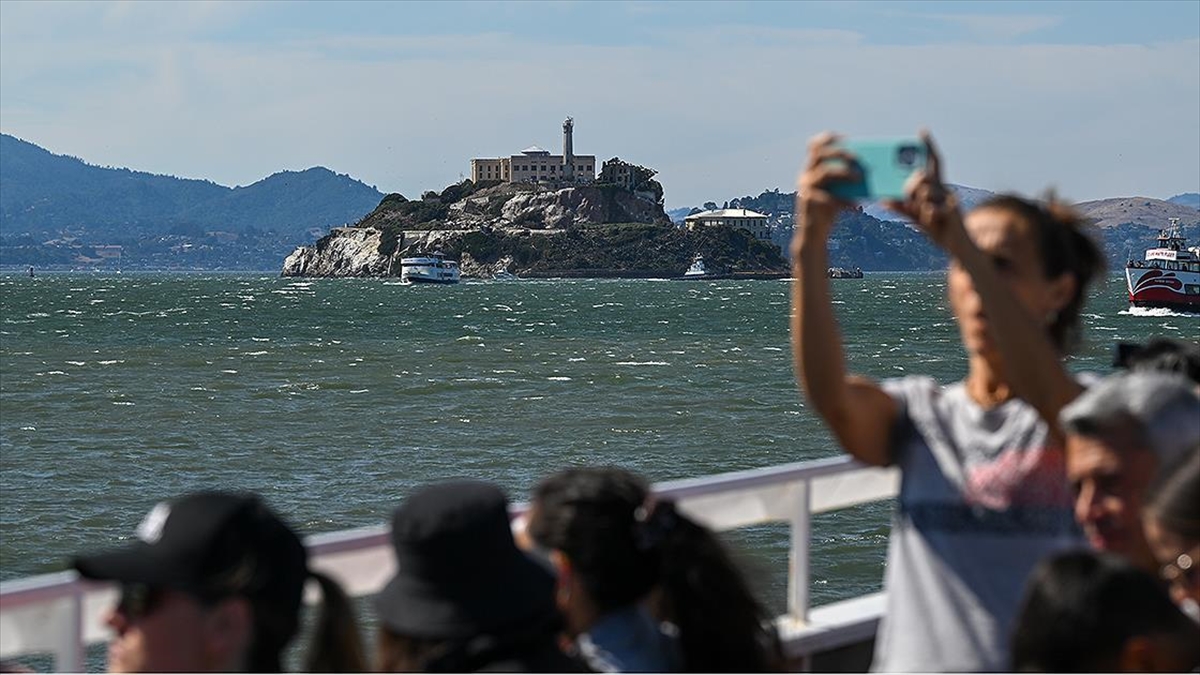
[
  {"xmin": 1115, "ymin": 338, "xmax": 1200, "ymax": 384},
  {"xmin": 304, "ymin": 571, "xmax": 368, "ymax": 672},
  {"xmin": 528, "ymin": 467, "xmax": 782, "ymax": 672},
  {"xmin": 375, "ymin": 627, "xmax": 447, "ymax": 672},
  {"xmin": 974, "ymin": 193, "xmax": 1105, "ymax": 351},
  {"xmin": 1147, "ymin": 447, "xmax": 1200, "ymax": 542},
  {"xmin": 1011, "ymin": 549, "xmax": 1197, "ymax": 671},
  {"xmin": 243, "ymin": 570, "xmax": 365, "ymax": 673}
]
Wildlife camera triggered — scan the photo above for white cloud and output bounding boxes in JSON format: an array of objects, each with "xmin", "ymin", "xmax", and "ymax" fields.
[{"xmin": 925, "ymin": 12, "xmax": 1064, "ymax": 42}]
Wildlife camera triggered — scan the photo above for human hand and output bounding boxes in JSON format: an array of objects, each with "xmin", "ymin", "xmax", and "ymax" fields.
[
  {"xmin": 794, "ymin": 132, "xmax": 857, "ymax": 248},
  {"xmin": 883, "ymin": 130, "xmax": 963, "ymax": 250}
]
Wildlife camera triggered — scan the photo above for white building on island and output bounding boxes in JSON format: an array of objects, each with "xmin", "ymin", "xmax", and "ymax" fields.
[
  {"xmin": 684, "ymin": 208, "xmax": 772, "ymax": 242},
  {"xmin": 471, "ymin": 117, "xmax": 597, "ymax": 185}
]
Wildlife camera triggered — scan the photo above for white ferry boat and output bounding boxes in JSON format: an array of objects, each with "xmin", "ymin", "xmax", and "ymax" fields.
[
  {"xmin": 827, "ymin": 266, "xmax": 863, "ymax": 279},
  {"xmin": 1125, "ymin": 218, "xmax": 1200, "ymax": 312},
  {"xmin": 674, "ymin": 254, "xmax": 731, "ymax": 281},
  {"xmin": 400, "ymin": 253, "xmax": 461, "ymax": 285}
]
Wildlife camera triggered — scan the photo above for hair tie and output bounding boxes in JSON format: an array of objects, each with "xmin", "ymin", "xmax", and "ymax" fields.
[{"xmin": 633, "ymin": 498, "xmax": 679, "ymax": 552}]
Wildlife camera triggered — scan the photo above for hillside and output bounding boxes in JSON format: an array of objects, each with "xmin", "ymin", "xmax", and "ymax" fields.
[
  {"xmin": 685, "ymin": 187, "xmax": 1200, "ymax": 271},
  {"xmin": 1168, "ymin": 193, "xmax": 1200, "ymax": 209},
  {"xmin": 0, "ymin": 134, "xmax": 383, "ymax": 268},
  {"xmin": 1072, "ymin": 196, "xmax": 1200, "ymax": 230},
  {"xmin": 5, "ymin": 131, "xmax": 1196, "ymax": 272}
]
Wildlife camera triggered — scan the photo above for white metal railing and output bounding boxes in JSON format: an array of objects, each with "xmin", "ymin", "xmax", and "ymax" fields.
[{"xmin": 0, "ymin": 456, "xmax": 898, "ymax": 671}]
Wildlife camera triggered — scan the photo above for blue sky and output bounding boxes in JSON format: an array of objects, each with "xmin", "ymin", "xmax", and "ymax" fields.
[{"xmin": 2, "ymin": 1, "xmax": 1197, "ymax": 208}]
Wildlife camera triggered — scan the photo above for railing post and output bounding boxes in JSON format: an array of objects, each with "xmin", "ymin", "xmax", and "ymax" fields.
[
  {"xmin": 54, "ymin": 586, "xmax": 86, "ymax": 672},
  {"xmin": 787, "ymin": 479, "xmax": 811, "ymax": 623}
]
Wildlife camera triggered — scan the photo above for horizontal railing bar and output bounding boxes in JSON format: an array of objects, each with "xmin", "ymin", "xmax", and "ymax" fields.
[
  {"xmin": 0, "ymin": 572, "xmax": 89, "ymax": 607},
  {"xmin": 305, "ymin": 524, "xmax": 389, "ymax": 557},
  {"xmin": 653, "ymin": 455, "xmax": 866, "ymax": 501}
]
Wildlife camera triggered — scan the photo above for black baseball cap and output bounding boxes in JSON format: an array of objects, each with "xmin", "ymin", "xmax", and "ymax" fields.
[{"xmin": 73, "ymin": 491, "xmax": 308, "ymax": 616}]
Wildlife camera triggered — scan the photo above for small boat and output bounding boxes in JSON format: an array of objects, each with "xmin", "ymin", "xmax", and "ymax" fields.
[
  {"xmin": 400, "ymin": 252, "xmax": 461, "ymax": 285},
  {"xmin": 674, "ymin": 254, "xmax": 732, "ymax": 281},
  {"xmin": 493, "ymin": 270, "xmax": 520, "ymax": 281},
  {"xmin": 1125, "ymin": 218, "xmax": 1200, "ymax": 312},
  {"xmin": 827, "ymin": 266, "xmax": 863, "ymax": 279}
]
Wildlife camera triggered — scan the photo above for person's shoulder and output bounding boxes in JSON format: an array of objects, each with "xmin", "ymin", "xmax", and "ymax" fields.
[{"xmin": 881, "ymin": 374, "xmax": 943, "ymax": 401}]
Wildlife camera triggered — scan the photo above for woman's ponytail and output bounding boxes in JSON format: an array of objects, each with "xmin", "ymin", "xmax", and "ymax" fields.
[
  {"xmin": 304, "ymin": 570, "xmax": 367, "ymax": 672},
  {"xmin": 650, "ymin": 500, "xmax": 783, "ymax": 672}
]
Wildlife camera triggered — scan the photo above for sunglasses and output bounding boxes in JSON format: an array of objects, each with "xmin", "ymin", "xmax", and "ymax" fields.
[
  {"xmin": 116, "ymin": 583, "xmax": 227, "ymax": 620},
  {"xmin": 116, "ymin": 583, "xmax": 166, "ymax": 620}
]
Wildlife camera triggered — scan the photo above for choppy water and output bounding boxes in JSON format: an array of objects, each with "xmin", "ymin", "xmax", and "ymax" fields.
[{"xmin": 1, "ymin": 271, "xmax": 1194, "ymax": 615}]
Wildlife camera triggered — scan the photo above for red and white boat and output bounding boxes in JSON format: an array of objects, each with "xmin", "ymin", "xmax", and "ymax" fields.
[{"xmin": 1125, "ymin": 218, "xmax": 1200, "ymax": 312}]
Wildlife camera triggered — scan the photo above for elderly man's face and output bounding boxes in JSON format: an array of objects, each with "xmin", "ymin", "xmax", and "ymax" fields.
[{"xmin": 1066, "ymin": 423, "xmax": 1160, "ymax": 572}]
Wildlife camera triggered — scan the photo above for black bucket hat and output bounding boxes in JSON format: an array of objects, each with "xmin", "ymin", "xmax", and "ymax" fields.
[
  {"xmin": 376, "ymin": 480, "xmax": 557, "ymax": 639},
  {"xmin": 72, "ymin": 491, "xmax": 307, "ymax": 619}
]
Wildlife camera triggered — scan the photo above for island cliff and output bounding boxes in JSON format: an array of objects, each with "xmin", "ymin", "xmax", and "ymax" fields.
[{"xmin": 282, "ymin": 178, "xmax": 788, "ymax": 278}]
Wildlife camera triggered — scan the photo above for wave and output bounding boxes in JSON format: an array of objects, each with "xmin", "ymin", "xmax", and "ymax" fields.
[{"xmin": 1118, "ymin": 307, "xmax": 1198, "ymax": 318}]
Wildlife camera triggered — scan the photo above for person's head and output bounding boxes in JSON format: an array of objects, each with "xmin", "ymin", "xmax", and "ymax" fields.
[
  {"xmin": 1061, "ymin": 372, "xmax": 1200, "ymax": 571},
  {"xmin": 1011, "ymin": 549, "xmax": 1200, "ymax": 672},
  {"xmin": 526, "ymin": 466, "xmax": 782, "ymax": 672},
  {"xmin": 1114, "ymin": 337, "xmax": 1200, "ymax": 385},
  {"xmin": 74, "ymin": 491, "xmax": 364, "ymax": 673},
  {"xmin": 374, "ymin": 480, "xmax": 562, "ymax": 672},
  {"xmin": 949, "ymin": 194, "xmax": 1103, "ymax": 361},
  {"xmin": 1143, "ymin": 448, "xmax": 1200, "ymax": 622}
]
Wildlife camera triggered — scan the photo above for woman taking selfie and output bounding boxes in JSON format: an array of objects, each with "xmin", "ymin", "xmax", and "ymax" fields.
[{"xmin": 789, "ymin": 131, "xmax": 1103, "ymax": 671}]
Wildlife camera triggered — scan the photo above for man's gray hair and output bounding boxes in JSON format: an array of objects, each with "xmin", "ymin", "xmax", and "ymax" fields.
[{"xmin": 1060, "ymin": 371, "xmax": 1200, "ymax": 466}]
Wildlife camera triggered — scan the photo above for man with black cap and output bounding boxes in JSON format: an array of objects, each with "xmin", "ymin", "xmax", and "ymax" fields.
[
  {"xmin": 374, "ymin": 479, "xmax": 588, "ymax": 672},
  {"xmin": 73, "ymin": 491, "xmax": 364, "ymax": 673}
]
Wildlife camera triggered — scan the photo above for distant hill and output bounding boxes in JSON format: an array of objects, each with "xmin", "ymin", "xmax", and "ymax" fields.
[
  {"xmin": 1072, "ymin": 197, "xmax": 1200, "ymax": 230},
  {"xmin": 1167, "ymin": 192, "xmax": 1200, "ymax": 209},
  {"xmin": 862, "ymin": 184, "xmax": 995, "ymax": 222},
  {"xmin": 687, "ymin": 187, "xmax": 1200, "ymax": 272},
  {"xmin": 0, "ymin": 134, "xmax": 383, "ymax": 241}
]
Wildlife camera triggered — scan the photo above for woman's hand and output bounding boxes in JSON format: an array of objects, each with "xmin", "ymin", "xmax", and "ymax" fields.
[
  {"xmin": 792, "ymin": 132, "xmax": 857, "ymax": 257},
  {"xmin": 884, "ymin": 130, "xmax": 965, "ymax": 252}
]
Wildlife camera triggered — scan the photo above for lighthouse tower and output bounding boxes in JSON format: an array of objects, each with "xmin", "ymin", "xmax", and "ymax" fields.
[{"xmin": 562, "ymin": 117, "xmax": 575, "ymax": 182}]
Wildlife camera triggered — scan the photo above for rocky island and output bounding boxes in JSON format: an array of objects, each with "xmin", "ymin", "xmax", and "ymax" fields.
[
  {"xmin": 282, "ymin": 177, "xmax": 788, "ymax": 279},
  {"xmin": 282, "ymin": 119, "xmax": 787, "ymax": 279}
]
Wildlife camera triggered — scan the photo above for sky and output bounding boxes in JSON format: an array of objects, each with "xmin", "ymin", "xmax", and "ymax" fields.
[{"xmin": 1, "ymin": 0, "xmax": 1198, "ymax": 209}]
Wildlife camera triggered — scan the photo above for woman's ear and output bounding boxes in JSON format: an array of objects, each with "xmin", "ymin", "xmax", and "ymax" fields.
[
  {"xmin": 202, "ymin": 597, "xmax": 253, "ymax": 670},
  {"xmin": 1047, "ymin": 272, "xmax": 1077, "ymax": 316}
]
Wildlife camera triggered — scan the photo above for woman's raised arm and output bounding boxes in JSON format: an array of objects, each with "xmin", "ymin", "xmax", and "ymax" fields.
[{"xmin": 790, "ymin": 133, "xmax": 898, "ymax": 467}]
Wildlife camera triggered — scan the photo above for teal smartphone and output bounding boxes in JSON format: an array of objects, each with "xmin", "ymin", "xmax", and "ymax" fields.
[{"xmin": 827, "ymin": 138, "xmax": 927, "ymax": 201}]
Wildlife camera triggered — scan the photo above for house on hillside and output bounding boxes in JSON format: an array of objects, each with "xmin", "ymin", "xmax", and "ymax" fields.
[{"xmin": 684, "ymin": 208, "xmax": 772, "ymax": 243}]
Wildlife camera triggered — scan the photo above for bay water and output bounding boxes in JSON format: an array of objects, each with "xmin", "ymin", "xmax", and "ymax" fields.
[{"xmin": 1, "ymin": 271, "xmax": 1193, "ymax": 621}]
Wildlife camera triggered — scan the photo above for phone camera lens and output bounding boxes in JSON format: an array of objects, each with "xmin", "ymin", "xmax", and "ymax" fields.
[{"xmin": 897, "ymin": 145, "xmax": 919, "ymax": 167}]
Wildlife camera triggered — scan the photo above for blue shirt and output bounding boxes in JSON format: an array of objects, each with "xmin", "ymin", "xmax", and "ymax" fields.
[{"xmin": 577, "ymin": 605, "xmax": 682, "ymax": 672}]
